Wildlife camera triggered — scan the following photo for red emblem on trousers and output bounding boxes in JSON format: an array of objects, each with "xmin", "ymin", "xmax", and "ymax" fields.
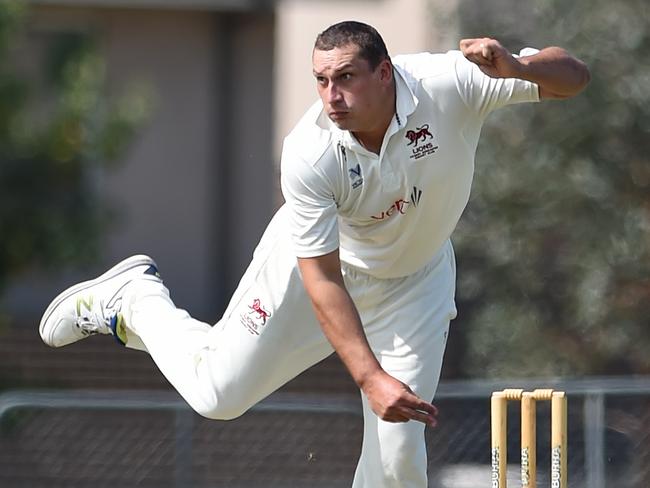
[{"xmin": 249, "ymin": 298, "xmax": 271, "ymax": 325}]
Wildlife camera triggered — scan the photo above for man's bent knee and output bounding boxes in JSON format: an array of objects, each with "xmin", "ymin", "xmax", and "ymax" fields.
[{"xmin": 189, "ymin": 396, "xmax": 251, "ymax": 421}]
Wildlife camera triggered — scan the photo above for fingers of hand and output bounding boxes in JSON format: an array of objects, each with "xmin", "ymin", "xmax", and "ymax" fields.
[
  {"xmin": 413, "ymin": 398, "xmax": 438, "ymax": 416},
  {"xmin": 481, "ymin": 42, "xmax": 492, "ymax": 60},
  {"xmin": 411, "ymin": 400, "xmax": 438, "ymax": 427},
  {"xmin": 389, "ymin": 393, "xmax": 439, "ymax": 426},
  {"xmin": 411, "ymin": 408, "xmax": 438, "ymax": 427},
  {"xmin": 386, "ymin": 406, "xmax": 436, "ymax": 426},
  {"xmin": 369, "ymin": 376, "xmax": 439, "ymax": 426},
  {"xmin": 460, "ymin": 38, "xmax": 496, "ymax": 65},
  {"xmin": 459, "ymin": 38, "xmax": 484, "ymax": 51}
]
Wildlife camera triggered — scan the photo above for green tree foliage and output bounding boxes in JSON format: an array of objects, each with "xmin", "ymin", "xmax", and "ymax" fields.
[
  {"xmin": 439, "ymin": 0, "xmax": 650, "ymax": 378},
  {"xmin": 0, "ymin": 2, "xmax": 151, "ymax": 295}
]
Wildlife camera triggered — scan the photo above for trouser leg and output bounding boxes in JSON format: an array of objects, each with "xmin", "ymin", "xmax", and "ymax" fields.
[
  {"xmin": 350, "ymin": 241, "xmax": 456, "ymax": 488},
  {"xmin": 124, "ymin": 208, "xmax": 333, "ymax": 420},
  {"xmin": 351, "ymin": 322, "xmax": 449, "ymax": 488}
]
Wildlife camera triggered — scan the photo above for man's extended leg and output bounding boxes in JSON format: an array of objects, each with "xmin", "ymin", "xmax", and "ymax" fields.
[
  {"xmin": 124, "ymin": 222, "xmax": 334, "ymax": 419},
  {"xmin": 40, "ymin": 207, "xmax": 334, "ymax": 420}
]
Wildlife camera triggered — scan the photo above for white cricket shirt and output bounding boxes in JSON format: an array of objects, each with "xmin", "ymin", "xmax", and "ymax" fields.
[{"xmin": 280, "ymin": 50, "xmax": 539, "ymax": 279}]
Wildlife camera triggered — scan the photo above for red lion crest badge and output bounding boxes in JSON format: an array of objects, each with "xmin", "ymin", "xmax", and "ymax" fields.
[{"xmin": 405, "ymin": 124, "xmax": 433, "ymax": 146}]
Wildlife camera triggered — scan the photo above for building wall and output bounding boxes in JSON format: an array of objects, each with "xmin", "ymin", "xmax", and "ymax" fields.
[
  {"xmin": 99, "ymin": 8, "xmax": 225, "ymax": 320},
  {"xmin": 214, "ymin": 14, "xmax": 276, "ymax": 299},
  {"xmin": 5, "ymin": 5, "xmax": 275, "ymax": 323},
  {"xmin": 99, "ymin": 9, "xmax": 276, "ymax": 316}
]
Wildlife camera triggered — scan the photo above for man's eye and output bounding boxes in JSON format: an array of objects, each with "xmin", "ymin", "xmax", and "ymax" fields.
[{"xmin": 340, "ymin": 73, "xmax": 352, "ymax": 81}]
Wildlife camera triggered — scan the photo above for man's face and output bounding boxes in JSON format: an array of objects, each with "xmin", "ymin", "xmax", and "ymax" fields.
[{"xmin": 312, "ymin": 43, "xmax": 391, "ymax": 133}]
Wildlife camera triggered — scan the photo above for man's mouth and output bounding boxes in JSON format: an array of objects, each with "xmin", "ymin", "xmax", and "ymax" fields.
[{"xmin": 329, "ymin": 111, "xmax": 349, "ymax": 120}]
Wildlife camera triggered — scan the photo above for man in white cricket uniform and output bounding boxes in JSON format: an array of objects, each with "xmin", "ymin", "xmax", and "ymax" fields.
[{"xmin": 39, "ymin": 21, "xmax": 589, "ymax": 488}]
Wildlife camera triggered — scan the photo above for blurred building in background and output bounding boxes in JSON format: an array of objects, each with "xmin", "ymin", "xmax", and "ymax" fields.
[{"xmin": 5, "ymin": 0, "xmax": 450, "ymax": 324}]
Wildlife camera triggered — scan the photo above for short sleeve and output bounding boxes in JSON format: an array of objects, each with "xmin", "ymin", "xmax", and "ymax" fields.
[
  {"xmin": 454, "ymin": 47, "xmax": 540, "ymax": 118},
  {"xmin": 280, "ymin": 141, "xmax": 340, "ymax": 258}
]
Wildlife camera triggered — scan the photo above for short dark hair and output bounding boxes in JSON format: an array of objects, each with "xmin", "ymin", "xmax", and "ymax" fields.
[{"xmin": 314, "ymin": 21, "xmax": 390, "ymax": 70}]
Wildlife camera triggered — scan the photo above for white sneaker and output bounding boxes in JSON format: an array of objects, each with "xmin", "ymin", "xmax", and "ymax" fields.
[{"xmin": 39, "ymin": 255, "xmax": 162, "ymax": 347}]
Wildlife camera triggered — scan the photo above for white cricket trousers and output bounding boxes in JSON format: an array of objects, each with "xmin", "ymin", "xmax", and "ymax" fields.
[{"xmin": 124, "ymin": 205, "xmax": 457, "ymax": 488}]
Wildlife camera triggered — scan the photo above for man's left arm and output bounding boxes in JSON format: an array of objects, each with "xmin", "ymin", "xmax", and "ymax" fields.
[{"xmin": 460, "ymin": 38, "xmax": 590, "ymax": 99}]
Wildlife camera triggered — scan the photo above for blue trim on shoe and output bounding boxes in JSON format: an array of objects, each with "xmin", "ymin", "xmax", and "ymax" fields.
[
  {"xmin": 109, "ymin": 314, "xmax": 127, "ymax": 346},
  {"xmin": 143, "ymin": 265, "xmax": 162, "ymax": 281}
]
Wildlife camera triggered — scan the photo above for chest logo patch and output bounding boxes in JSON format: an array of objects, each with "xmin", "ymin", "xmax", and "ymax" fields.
[
  {"xmin": 348, "ymin": 163, "xmax": 363, "ymax": 189},
  {"xmin": 371, "ymin": 186, "xmax": 423, "ymax": 220},
  {"xmin": 339, "ymin": 142, "xmax": 363, "ymax": 190},
  {"xmin": 405, "ymin": 124, "xmax": 439, "ymax": 160}
]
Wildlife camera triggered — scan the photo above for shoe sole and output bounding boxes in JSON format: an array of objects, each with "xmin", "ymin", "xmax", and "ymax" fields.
[{"xmin": 39, "ymin": 254, "xmax": 156, "ymax": 344}]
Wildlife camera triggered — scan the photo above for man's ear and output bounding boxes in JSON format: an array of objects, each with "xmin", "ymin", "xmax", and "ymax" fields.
[{"xmin": 379, "ymin": 58, "xmax": 393, "ymax": 82}]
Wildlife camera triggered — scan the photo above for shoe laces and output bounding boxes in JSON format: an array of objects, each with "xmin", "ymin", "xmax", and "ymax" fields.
[{"xmin": 75, "ymin": 297, "xmax": 119, "ymax": 337}]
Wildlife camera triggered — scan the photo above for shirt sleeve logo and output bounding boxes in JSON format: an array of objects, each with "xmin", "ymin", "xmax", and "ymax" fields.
[{"xmin": 406, "ymin": 124, "xmax": 439, "ymax": 160}]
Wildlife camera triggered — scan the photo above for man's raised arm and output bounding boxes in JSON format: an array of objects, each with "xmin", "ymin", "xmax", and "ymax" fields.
[{"xmin": 460, "ymin": 38, "xmax": 590, "ymax": 99}]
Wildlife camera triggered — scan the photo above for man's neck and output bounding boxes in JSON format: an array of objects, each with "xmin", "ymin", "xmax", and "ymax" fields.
[
  {"xmin": 352, "ymin": 129, "xmax": 387, "ymax": 155},
  {"xmin": 352, "ymin": 83, "xmax": 397, "ymax": 155}
]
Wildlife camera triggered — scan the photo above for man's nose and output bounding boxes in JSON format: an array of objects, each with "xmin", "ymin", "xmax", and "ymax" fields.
[{"xmin": 327, "ymin": 83, "xmax": 343, "ymax": 103}]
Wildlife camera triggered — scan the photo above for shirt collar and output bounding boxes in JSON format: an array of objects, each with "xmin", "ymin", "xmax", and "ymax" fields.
[{"xmin": 393, "ymin": 64, "xmax": 418, "ymax": 128}]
